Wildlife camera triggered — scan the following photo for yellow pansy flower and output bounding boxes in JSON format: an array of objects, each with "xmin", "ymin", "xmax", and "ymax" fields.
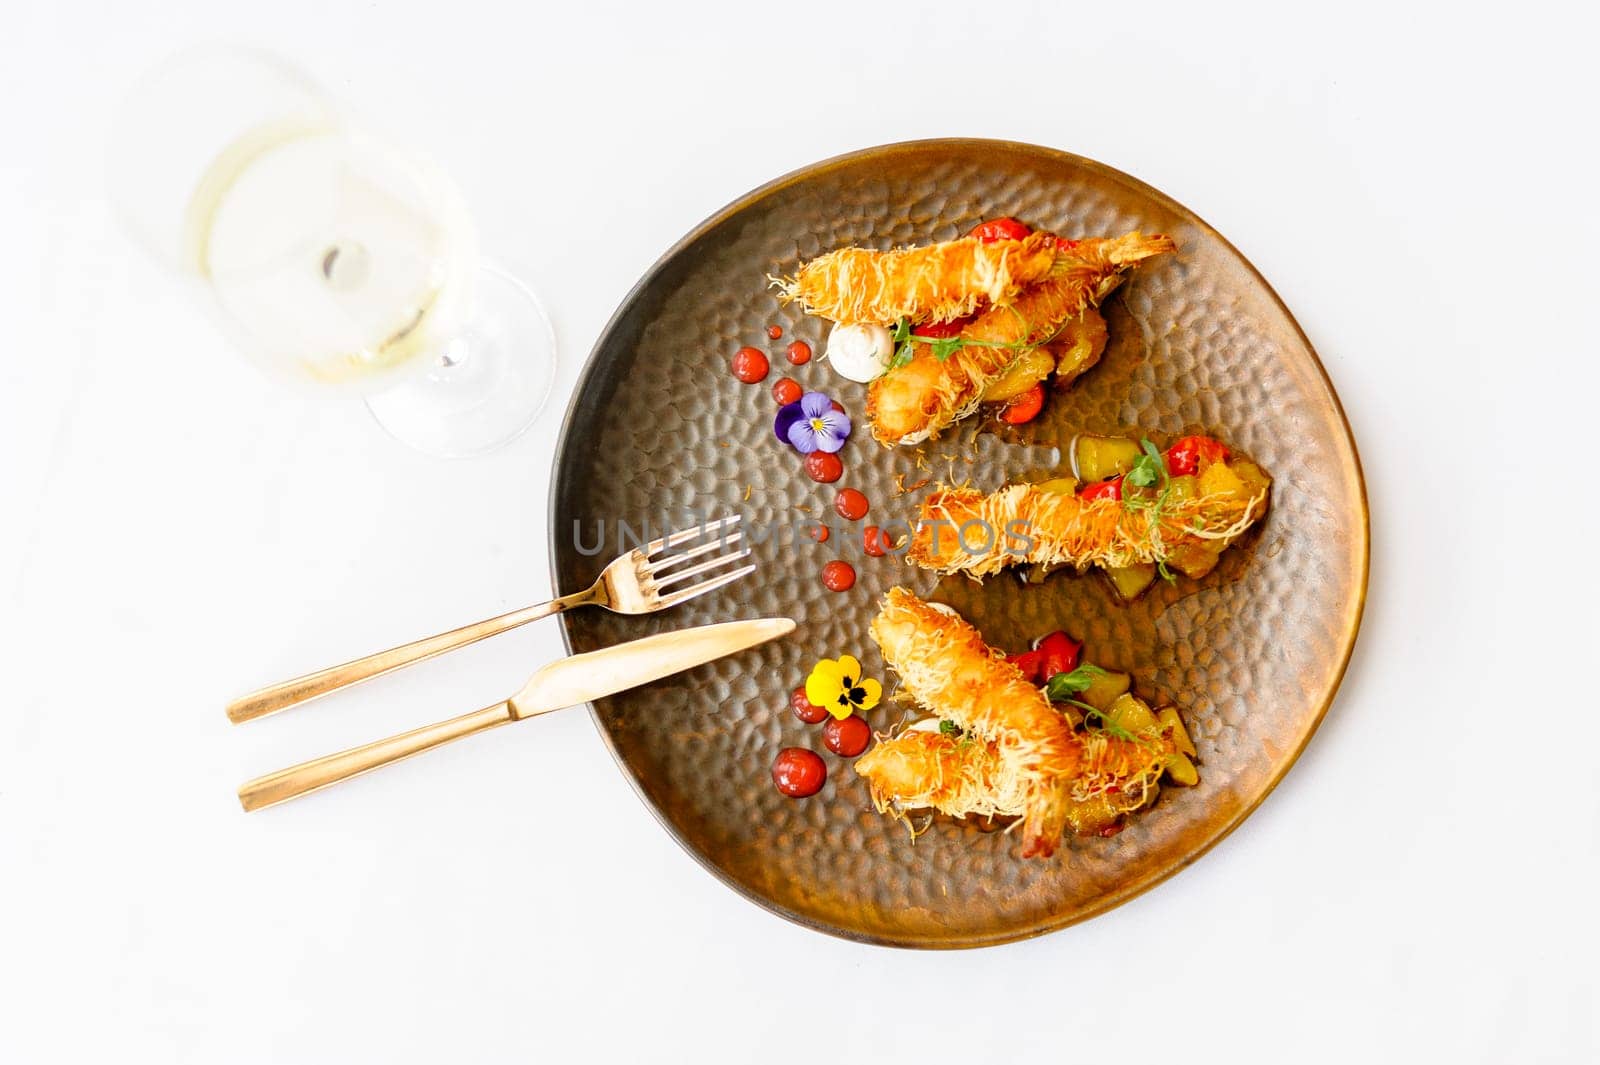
[{"xmin": 804, "ymin": 654, "xmax": 882, "ymax": 720}]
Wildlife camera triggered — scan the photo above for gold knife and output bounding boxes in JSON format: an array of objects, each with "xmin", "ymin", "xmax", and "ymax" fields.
[{"xmin": 237, "ymin": 617, "xmax": 795, "ymax": 812}]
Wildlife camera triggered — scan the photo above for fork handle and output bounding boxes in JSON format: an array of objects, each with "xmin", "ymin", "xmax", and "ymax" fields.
[
  {"xmin": 237, "ymin": 701, "xmax": 515, "ymax": 812},
  {"xmin": 226, "ymin": 592, "xmax": 587, "ymax": 724}
]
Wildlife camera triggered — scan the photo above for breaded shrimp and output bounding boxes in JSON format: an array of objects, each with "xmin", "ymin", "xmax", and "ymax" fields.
[
  {"xmin": 856, "ymin": 725, "xmax": 1178, "ymax": 838},
  {"xmin": 854, "ymin": 729, "xmax": 1030, "ymax": 823},
  {"xmin": 868, "ymin": 587, "xmax": 1080, "ymax": 856},
  {"xmin": 864, "ymin": 233, "xmax": 1175, "ymax": 445},
  {"xmin": 907, "ymin": 457, "xmax": 1271, "ymax": 579},
  {"xmin": 863, "ymin": 588, "xmax": 1184, "ymax": 855},
  {"xmin": 773, "ymin": 232, "xmax": 1063, "ymax": 326}
]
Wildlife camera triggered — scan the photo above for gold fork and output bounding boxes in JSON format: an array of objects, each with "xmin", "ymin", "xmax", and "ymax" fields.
[{"xmin": 226, "ymin": 515, "xmax": 751, "ymax": 724}]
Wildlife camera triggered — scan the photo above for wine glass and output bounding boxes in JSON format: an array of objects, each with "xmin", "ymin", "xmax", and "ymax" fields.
[{"xmin": 107, "ymin": 46, "xmax": 556, "ymax": 458}]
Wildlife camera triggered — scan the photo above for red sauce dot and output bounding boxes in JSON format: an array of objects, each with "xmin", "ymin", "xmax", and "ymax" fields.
[
  {"xmin": 823, "ymin": 715, "xmax": 871, "ymax": 758},
  {"xmin": 821, "ymin": 560, "xmax": 856, "ymax": 592},
  {"xmin": 771, "ymin": 748, "xmax": 826, "ymax": 797},
  {"xmin": 863, "ymin": 525, "xmax": 888, "ymax": 557},
  {"xmin": 834, "ymin": 488, "xmax": 868, "ymax": 521},
  {"xmin": 804, "ymin": 451, "xmax": 843, "ymax": 483},
  {"xmin": 786, "ymin": 340, "xmax": 812, "ymax": 365},
  {"xmin": 790, "ymin": 687, "xmax": 828, "ymax": 724},
  {"xmin": 829, "ymin": 399, "xmax": 846, "ymax": 413},
  {"xmin": 732, "ymin": 346, "xmax": 769, "ymax": 383},
  {"xmin": 771, "ymin": 377, "xmax": 801, "ymax": 405},
  {"xmin": 766, "ymin": 324, "xmax": 783, "ymax": 340},
  {"xmin": 808, "ymin": 523, "xmax": 829, "ymax": 543}
]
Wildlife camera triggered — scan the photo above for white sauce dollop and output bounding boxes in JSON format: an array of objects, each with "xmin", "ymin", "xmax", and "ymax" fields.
[{"xmin": 825, "ymin": 323, "xmax": 893, "ymax": 382}]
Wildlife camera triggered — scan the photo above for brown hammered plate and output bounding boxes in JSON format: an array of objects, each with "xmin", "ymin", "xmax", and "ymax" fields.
[{"xmin": 548, "ymin": 140, "xmax": 1367, "ymax": 948}]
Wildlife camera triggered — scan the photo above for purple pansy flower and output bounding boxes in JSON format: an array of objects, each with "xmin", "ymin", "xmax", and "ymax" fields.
[
  {"xmin": 783, "ymin": 392, "xmax": 851, "ymax": 454},
  {"xmin": 774, "ymin": 400, "xmax": 806, "ymax": 444}
]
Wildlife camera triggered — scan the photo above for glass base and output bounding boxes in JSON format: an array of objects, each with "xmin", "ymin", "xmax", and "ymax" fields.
[{"xmin": 365, "ymin": 263, "xmax": 556, "ymax": 458}]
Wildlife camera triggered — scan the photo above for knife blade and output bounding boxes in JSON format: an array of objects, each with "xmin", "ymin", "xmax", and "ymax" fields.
[{"xmin": 509, "ymin": 617, "xmax": 795, "ymax": 718}]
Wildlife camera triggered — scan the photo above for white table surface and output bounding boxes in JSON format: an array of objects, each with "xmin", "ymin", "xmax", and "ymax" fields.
[{"xmin": 4, "ymin": 2, "xmax": 1597, "ymax": 1062}]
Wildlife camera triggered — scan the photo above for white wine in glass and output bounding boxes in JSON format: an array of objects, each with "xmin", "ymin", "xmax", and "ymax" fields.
[{"xmin": 109, "ymin": 47, "xmax": 555, "ymax": 457}]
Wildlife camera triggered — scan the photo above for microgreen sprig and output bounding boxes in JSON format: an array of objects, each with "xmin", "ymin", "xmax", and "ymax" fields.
[
  {"xmin": 1125, "ymin": 439, "xmax": 1166, "ymax": 489},
  {"xmin": 888, "ymin": 317, "xmax": 1043, "ymax": 370},
  {"xmin": 1045, "ymin": 662, "xmax": 1152, "ymax": 743},
  {"xmin": 1121, "ymin": 437, "xmax": 1179, "ymax": 583},
  {"xmin": 1044, "ymin": 662, "xmax": 1107, "ymax": 702},
  {"xmin": 938, "ymin": 718, "xmax": 973, "ymax": 748}
]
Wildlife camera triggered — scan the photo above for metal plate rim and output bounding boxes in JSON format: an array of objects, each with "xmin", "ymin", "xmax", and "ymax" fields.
[{"xmin": 546, "ymin": 138, "xmax": 1370, "ymax": 949}]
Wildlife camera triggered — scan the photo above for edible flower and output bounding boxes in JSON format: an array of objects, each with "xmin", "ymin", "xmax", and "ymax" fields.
[
  {"xmin": 781, "ymin": 391, "xmax": 851, "ymax": 454},
  {"xmin": 804, "ymin": 654, "xmax": 881, "ymax": 720}
]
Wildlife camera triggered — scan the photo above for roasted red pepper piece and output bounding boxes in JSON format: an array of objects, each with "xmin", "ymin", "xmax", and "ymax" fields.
[
  {"xmin": 1035, "ymin": 631, "xmax": 1082, "ymax": 679},
  {"xmin": 1079, "ymin": 477, "xmax": 1123, "ymax": 502},
  {"xmin": 1165, "ymin": 435, "xmax": 1230, "ymax": 476},
  {"xmin": 999, "ymin": 383, "xmax": 1046, "ymax": 424},
  {"xmin": 1006, "ymin": 648, "xmax": 1046, "ymax": 683},
  {"xmin": 968, "ymin": 217, "xmax": 1032, "ymax": 243}
]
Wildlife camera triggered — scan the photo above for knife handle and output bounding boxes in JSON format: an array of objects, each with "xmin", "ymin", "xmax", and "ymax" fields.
[{"xmin": 237, "ymin": 701, "xmax": 515, "ymax": 812}]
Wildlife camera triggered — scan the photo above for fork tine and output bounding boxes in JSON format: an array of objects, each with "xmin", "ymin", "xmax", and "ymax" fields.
[
  {"xmin": 652, "ymin": 546, "xmax": 753, "ymax": 590},
  {"xmin": 654, "ymin": 563, "xmax": 756, "ymax": 608},
  {"xmin": 642, "ymin": 515, "xmax": 741, "ymax": 557},
  {"xmin": 647, "ymin": 530, "xmax": 744, "ymax": 574}
]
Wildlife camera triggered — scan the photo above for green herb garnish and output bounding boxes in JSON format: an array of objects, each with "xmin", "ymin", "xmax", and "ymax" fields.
[
  {"xmin": 888, "ymin": 319, "xmax": 915, "ymax": 369},
  {"xmin": 938, "ymin": 719, "xmax": 963, "ymax": 738},
  {"xmin": 1125, "ymin": 439, "xmax": 1165, "ymax": 489},
  {"xmin": 1044, "ymin": 662, "xmax": 1108, "ymax": 702},
  {"xmin": 1122, "ymin": 437, "xmax": 1179, "ymax": 575},
  {"xmin": 886, "ymin": 316, "xmax": 1052, "ymax": 371}
]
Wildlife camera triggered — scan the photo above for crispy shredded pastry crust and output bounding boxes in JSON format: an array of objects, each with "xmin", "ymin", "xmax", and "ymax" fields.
[
  {"xmin": 859, "ymin": 588, "xmax": 1177, "ymax": 857},
  {"xmin": 863, "ymin": 233, "xmax": 1175, "ymax": 445},
  {"xmin": 906, "ymin": 481, "xmax": 1269, "ymax": 577},
  {"xmin": 773, "ymin": 231, "xmax": 1064, "ymax": 326}
]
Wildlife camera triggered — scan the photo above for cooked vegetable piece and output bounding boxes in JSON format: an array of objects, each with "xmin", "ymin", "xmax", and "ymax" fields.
[
  {"xmin": 1198, "ymin": 461, "xmax": 1248, "ymax": 500},
  {"xmin": 1157, "ymin": 705, "xmax": 1196, "ymax": 757},
  {"xmin": 982, "ymin": 349, "xmax": 1056, "ymax": 402},
  {"xmin": 1079, "ymin": 477, "xmax": 1122, "ymax": 501},
  {"xmin": 1050, "ymin": 308, "xmax": 1109, "ymax": 386},
  {"xmin": 1076, "ymin": 435, "xmax": 1143, "ymax": 482},
  {"xmin": 1165, "ymin": 474, "xmax": 1198, "ymax": 504},
  {"xmin": 1165, "ymin": 435, "xmax": 1230, "ymax": 476},
  {"xmin": 999, "ymin": 383, "xmax": 1046, "ymax": 424},
  {"xmin": 1229, "ymin": 459, "xmax": 1272, "ymax": 499},
  {"xmin": 1164, "ymin": 752, "xmax": 1200, "ymax": 786},
  {"xmin": 1035, "ymin": 631, "xmax": 1082, "ymax": 679},
  {"xmin": 1104, "ymin": 562, "xmax": 1157, "ymax": 601},
  {"xmin": 1062, "ymin": 793, "xmax": 1123, "ymax": 835},
  {"xmin": 970, "ymin": 217, "xmax": 1033, "ymax": 242},
  {"xmin": 1164, "ymin": 542, "xmax": 1223, "ymax": 580},
  {"xmin": 1035, "ymin": 476, "xmax": 1079, "ymax": 495},
  {"xmin": 1106, "ymin": 693, "xmax": 1159, "ymax": 733},
  {"xmin": 1079, "ymin": 669, "xmax": 1131, "ymax": 711}
]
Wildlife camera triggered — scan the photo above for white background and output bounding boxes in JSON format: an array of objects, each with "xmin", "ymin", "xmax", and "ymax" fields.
[{"xmin": 4, "ymin": 2, "xmax": 1597, "ymax": 1062}]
